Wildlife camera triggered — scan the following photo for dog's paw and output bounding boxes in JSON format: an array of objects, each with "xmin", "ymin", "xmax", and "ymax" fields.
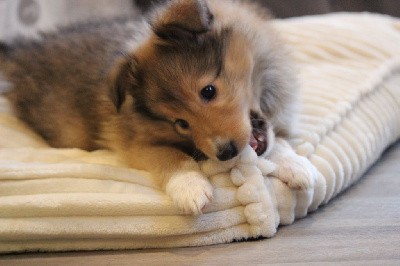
[
  {"xmin": 166, "ymin": 170, "xmax": 213, "ymax": 215},
  {"xmin": 272, "ymin": 154, "xmax": 317, "ymax": 190}
]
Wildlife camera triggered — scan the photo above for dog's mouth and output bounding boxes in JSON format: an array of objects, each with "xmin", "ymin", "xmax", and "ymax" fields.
[
  {"xmin": 250, "ymin": 129, "xmax": 267, "ymax": 156},
  {"xmin": 250, "ymin": 111, "xmax": 268, "ymax": 156}
]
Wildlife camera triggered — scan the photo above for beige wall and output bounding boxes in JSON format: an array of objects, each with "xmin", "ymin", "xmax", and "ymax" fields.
[
  {"xmin": 0, "ymin": 0, "xmax": 137, "ymax": 42},
  {"xmin": 135, "ymin": 0, "xmax": 400, "ymax": 18}
]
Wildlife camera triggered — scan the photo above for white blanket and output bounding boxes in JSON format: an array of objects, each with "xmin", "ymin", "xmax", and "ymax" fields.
[{"xmin": 1, "ymin": 13, "xmax": 400, "ymax": 253}]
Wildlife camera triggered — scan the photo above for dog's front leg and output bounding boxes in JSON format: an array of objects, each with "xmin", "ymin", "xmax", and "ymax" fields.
[
  {"xmin": 124, "ymin": 145, "xmax": 213, "ymax": 215},
  {"xmin": 269, "ymin": 138, "xmax": 317, "ymax": 190}
]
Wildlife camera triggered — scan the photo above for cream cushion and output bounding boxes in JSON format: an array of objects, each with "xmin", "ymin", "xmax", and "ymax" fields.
[{"xmin": 0, "ymin": 13, "xmax": 399, "ymax": 253}]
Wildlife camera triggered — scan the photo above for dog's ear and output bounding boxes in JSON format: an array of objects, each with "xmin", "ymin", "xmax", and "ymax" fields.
[
  {"xmin": 108, "ymin": 57, "xmax": 139, "ymax": 112},
  {"xmin": 151, "ymin": 0, "xmax": 213, "ymax": 41}
]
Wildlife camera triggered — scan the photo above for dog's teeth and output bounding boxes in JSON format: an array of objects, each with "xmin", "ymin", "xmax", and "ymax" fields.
[{"xmin": 256, "ymin": 135, "xmax": 265, "ymax": 142}]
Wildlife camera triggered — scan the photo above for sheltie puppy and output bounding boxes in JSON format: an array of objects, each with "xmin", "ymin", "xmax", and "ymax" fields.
[{"xmin": 1, "ymin": 0, "xmax": 316, "ymax": 214}]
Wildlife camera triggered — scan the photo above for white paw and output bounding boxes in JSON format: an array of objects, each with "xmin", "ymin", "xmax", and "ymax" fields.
[
  {"xmin": 166, "ymin": 170, "xmax": 213, "ymax": 215},
  {"xmin": 272, "ymin": 154, "xmax": 317, "ymax": 190}
]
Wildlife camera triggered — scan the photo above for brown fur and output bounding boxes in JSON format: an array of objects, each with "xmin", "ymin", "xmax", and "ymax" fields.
[{"xmin": 1, "ymin": 0, "xmax": 300, "ymax": 214}]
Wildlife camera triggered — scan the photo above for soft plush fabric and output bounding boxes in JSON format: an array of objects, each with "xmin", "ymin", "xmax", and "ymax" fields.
[{"xmin": 0, "ymin": 13, "xmax": 399, "ymax": 253}]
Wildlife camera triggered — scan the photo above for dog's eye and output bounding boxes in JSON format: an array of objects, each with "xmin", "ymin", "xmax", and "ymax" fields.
[
  {"xmin": 200, "ymin": 85, "xmax": 216, "ymax": 101},
  {"xmin": 175, "ymin": 119, "xmax": 190, "ymax": 130}
]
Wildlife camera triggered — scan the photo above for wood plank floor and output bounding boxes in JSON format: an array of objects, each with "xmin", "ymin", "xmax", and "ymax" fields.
[{"xmin": 2, "ymin": 141, "xmax": 400, "ymax": 265}]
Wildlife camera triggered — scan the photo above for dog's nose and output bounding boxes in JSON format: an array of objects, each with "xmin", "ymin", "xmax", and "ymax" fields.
[{"xmin": 217, "ymin": 141, "xmax": 238, "ymax": 161}]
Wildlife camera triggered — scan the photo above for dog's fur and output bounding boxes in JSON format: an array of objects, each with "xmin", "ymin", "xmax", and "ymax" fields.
[{"xmin": 1, "ymin": 0, "xmax": 315, "ymax": 214}]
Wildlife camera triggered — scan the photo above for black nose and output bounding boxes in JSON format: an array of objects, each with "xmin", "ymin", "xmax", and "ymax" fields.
[{"xmin": 217, "ymin": 142, "xmax": 238, "ymax": 161}]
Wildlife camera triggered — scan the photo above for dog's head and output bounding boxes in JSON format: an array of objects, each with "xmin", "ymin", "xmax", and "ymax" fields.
[{"xmin": 110, "ymin": 0, "xmax": 258, "ymax": 161}]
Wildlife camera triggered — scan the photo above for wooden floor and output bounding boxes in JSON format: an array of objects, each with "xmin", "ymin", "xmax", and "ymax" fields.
[{"xmin": 2, "ymin": 142, "xmax": 400, "ymax": 265}]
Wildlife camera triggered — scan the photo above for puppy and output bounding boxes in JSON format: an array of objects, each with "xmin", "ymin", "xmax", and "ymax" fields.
[{"xmin": 1, "ymin": 0, "xmax": 315, "ymax": 214}]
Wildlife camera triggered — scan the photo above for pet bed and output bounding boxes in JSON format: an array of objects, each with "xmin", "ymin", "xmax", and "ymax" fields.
[{"xmin": 0, "ymin": 13, "xmax": 400, "ymax": 253}]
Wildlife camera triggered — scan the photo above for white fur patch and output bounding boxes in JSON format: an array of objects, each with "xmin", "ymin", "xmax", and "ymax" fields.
[{"xmin": 123, "ymin": 19, "xmax": 151, "ymax": 53}]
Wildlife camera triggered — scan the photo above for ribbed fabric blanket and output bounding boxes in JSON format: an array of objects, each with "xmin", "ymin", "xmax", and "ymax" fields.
[{"xmin": 1, "ymin": 13, "xmax": 400, "ymax": 253}]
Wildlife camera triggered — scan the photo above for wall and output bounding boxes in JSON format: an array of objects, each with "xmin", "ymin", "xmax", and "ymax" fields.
[{"xmin": 0, "ymin": 0, "xmax": 136, "ymax": 42}]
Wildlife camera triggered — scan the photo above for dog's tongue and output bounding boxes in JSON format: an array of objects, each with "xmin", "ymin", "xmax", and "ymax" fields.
[{"xmin": 250, "ymin": 135, "xmax": 258, "ymax": 151}]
